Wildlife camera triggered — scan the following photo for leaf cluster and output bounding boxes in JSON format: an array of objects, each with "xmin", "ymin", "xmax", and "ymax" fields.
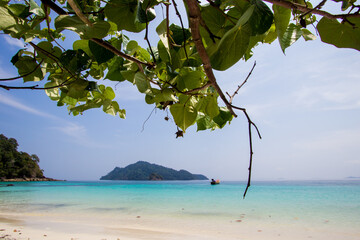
[{"xmin": 0, "ymin": 0, "xmax": 358, "ymax": 134}]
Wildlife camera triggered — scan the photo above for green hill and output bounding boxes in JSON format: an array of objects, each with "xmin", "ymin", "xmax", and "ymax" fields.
[
  {"xmin": 0, "ymin": 134, "xmax": 44, "ymax": 180},
  {"xmin": 100, "ymin": 161, "xmax": 208, "ymax": 181}
]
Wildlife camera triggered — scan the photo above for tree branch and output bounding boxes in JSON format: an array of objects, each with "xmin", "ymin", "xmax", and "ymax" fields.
[
  {"xmin": 67, "ymin": 0, "xmax": 93, "ymax": 26},
  {"xmin": 0, "ymin": 80, "xmax": 71, "ymax": 91},
  {"xmin": 40, "ymin": 0, "xmax": 68, "ymax": 15},
  {"xmin": 184, "ymin": 0, "xmax": 237, "ymax": 117},
  {"xmin": 90, "ymin": 38, "xmax": 153, "ymax": 69},
  {"xmin": 299, "ymin": 0, "xmax": 327, "ymax": 18},
  {"xmin": 264, "ymin": 0, "xmax": 360, "ymax": 19},
  {"xmin": 230, "ymin": 105, "xmax": 262, "ymax": 198}
]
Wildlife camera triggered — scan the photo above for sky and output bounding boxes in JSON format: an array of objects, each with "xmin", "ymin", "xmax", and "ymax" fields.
[{"xmin": 0, "ymin": 2, "xmax": 360, "ymax": 181}]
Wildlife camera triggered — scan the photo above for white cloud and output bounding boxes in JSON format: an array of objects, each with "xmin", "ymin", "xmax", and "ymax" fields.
[
  {"xmin": 0, "ymin": 91, "xmax": 59, "ymax": 120},
  {"xmin": 54, "ymin": 122, "xmax": 87, "ymax": 138},
  {"xmin": 0, "ymin": 91, "xmax": 107, "ymax": 148},
  {"xmin": 293, "ymin": 79, "xmax": 360, "ymax": 111},
  {"xmin": 2, "ymin": 35, "xmax": 25, "ymax": 48}
]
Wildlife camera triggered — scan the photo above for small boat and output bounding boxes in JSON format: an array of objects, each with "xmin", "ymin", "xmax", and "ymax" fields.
[{"xmin": 210, "ymin": 179, "xmax": 220, "ymax": 185}]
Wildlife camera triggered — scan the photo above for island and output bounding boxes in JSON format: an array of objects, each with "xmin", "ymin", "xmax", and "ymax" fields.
[
  {"xmin": 0, "ymin": 134, "xmax": 58, "ymax": 182},
  {"xmin": 100, "ymin": 161, "xmax": 208, "ymax": 181}
]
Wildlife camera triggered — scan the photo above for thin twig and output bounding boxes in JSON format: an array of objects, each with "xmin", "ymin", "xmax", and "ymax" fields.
[
  {"xmin": 0, "ymin": 60, "xmax": 44, "ymax": 81},
  {"xmin": 264, "ymin": 0, "xmax": 360, "ymax": 19},
  {"xmin": 45, "ymin": 6, "xmax": 66, "ymax": 51},
  {"xmin": 206, "ymin": 0, "xmax": 236, "ymax": 25},
  {"xmin": 0, "ymin": 81, "xmax": 70, "ymax": 91},
  {"xmin": 228, "ymin": 61, "xmax": 256, "ymax": 104},
  {"xmin": 172, "ymin": 0, "xmax": 189, "ymax": 61},
  {"xmin": 164, "ymin": 79, "xmax": 211, "ymax": 95},
  {"xmin": 144, "ymin": 7, "xmax": 156, "ymax": 63},
  {"xmin": 166, "ymin": 0, "xmax": 171, "ymax": 47},
  {"xmin": 299, "ymin": 0, "xmax": 327, "ymax": 19},
  {"xmin": 90, "ymin": 38, "xmax": 153, "ymax": 70},
  {"xmin": 142, "ymin": 107, "xmax": 156, "ymax": 132}
]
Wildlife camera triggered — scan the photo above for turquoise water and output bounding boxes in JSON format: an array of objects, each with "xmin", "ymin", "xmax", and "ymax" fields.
[{"xmin": 1, "ymin": 180, "xmax": 360, "ymax": 234}]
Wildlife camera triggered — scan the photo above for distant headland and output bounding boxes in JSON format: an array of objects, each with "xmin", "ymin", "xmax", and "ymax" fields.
[
  {"xmin": 0, "ymin": 134, "xmax": 58, "ymax": 182},
  {"xmin": 100, "ymin": 161, "xmax": 208, "ymax": 181}
]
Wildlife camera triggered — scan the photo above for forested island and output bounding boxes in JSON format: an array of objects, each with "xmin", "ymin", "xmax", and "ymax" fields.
[
  {"xmin": 100, "ymin": 161, "xmax": 208, "ymax": 181},
  {"xmin": 0, "ymin": 134, "xmax": 56, "ymax": 182}
]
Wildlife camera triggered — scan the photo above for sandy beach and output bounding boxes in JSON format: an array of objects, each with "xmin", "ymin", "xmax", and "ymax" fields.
[{"xmin": 1, "ymin": 212, "xmax": 360, "ymax": 240}]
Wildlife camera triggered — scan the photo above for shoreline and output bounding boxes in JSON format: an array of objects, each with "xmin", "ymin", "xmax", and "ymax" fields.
[{"xmin": 0, "ymin": 177, "xmax": 64, "ymax": 182}]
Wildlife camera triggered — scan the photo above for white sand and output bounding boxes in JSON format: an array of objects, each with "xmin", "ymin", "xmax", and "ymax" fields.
[{"xmin": 1, "ymin": 213, "xmax": 359, "ymax": 240}]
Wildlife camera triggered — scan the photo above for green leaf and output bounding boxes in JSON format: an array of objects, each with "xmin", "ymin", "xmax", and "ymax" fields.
[
  {"xmin": 103, "ymin": 86, "xmax": 116, "ymax": 100},
  {"xmin": 14, "ymin": 56, "xmax": 44, "ymax": 82},
  {"xmin": 278, "ymin": 23, "xmax": 302, "ymax": 53},
  {"xmin": 201, "ymin": 5, "xmax": 226, "ymax": 36},
  {"xmin": 69, "ymin": 98, "xmax": 103, "ymax": 114},
  {"xmin": 73, "ymin": 40, "xmax": 92, "ymax": 57},
  {"xmin": 86, "ymin": 81, "xmax": 100, "ymax": 92},
  {"xmin": 210, "ymin": 6, "xmax": 254, "ymax": 70},
  {"xmin": 205, "ymin": 95, "xmax": 220, "ymax": 118},
  {"xmin": 55, "ymin": 15, "xmax": 110, "ymax": 39},
  {"xmin": 104, "ymin": 0, "xmax": 145, "ymax": 32},
  {"xmin": 103, "ymin": 100, "xmax": 116, "ymax": 116},
  {"xmin": 106, "ymin": 57, "xmax": 125, "ymax": 81},
  {"xmin": 302, "ymin": 29, "xmax": 316, "ymax": 41},
  {"xmin": 29, "ymin": 0, "xmax": 45, "ymax": 17},
  {"xmin": 317, "ymin": 17, "xmax": 360, "ymax": 51},
  {"xmin": 136, "ymin": 0, "xmax": 156, "ymax": 23},
  {"xmin": 170, "ymin": 103, "xmax": 198, "ymax": 132},
  {"xmin": 134, "ymin": 72, "xmax": 150, "ymax": 93},
  {"xmin": 213, "ymin": 107, "xmax": 233, "ymax": 128},
  {"xmin": 249, "ymin": 0, "xmax": 273, "ymax": 36},
  {"xmin": 8, "ymin": 4, "xmax": 31, "ymax": 19},
  {"xmin": 89, "ymin": 62, "xmax": 105, "ymax": 79},
  {"xmin": 0, "ymin": 6, "xmax": 17, "ymax": 30},
  {"xmin": 169, "ymin": 24, "xmax": 191, "ymax": 46},
  {"xmin": 152, "ymin": 88, "xmax": 177, "ymax": 102},
  {"xmin": 36, "ymin": 41, "xmax": 55, "ymax": 61},
  {"xmin": 60, "ymin": 49, "xmax": 91, "ymax": 73},
  {"xmin": 45, "ymin": 81, "xmax": 60, "ymax": 100},
  {"xmin": 273, "ymin": 5, "xmax": 291, "ymax": 51},
  {"xmin": 179, "ymin": 71, "xmax": 203, "ymax": 90},
  {"xmin": 88, "ymin": 40, "xmax": 115, "ymax": 64},
  {"xmin": 156, "ymin": 19, "xmax": 170, "ymax": 55},
  {"xmin": 196, "ymin": 114, "xmax": 218, "ymax": 131},
  {"xmin": 66, "ymin": 80, "xmax": 89, "ymax": 99}
]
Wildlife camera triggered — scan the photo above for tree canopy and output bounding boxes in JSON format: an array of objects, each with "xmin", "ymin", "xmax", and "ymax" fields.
[{"xmin": 0, "ymin": 0, "xmax": 358, "ymax": 194}]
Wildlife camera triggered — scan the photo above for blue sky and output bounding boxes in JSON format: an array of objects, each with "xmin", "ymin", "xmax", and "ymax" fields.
[{"xmin": 1, "ymin": 3, "xmax": 359, "ymax": 181}]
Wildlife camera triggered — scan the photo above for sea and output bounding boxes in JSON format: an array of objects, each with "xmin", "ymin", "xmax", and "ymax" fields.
[{"xmin": 0, "ymin": 180, "xmax": 360, "ymax": 240}]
